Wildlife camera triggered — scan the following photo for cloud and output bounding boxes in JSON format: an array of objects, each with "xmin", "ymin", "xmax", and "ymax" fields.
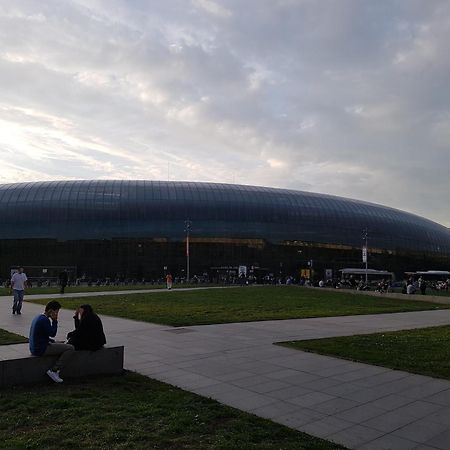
[
  {"xmin": 192, "ymin": 0, "xmax": 232, "ymax": 18},
  {"xmin": 0, "ymin": 0, "xmax": 449, "ymax": 227}
]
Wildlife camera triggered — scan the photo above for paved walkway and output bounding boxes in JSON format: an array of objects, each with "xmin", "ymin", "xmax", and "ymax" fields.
[
  {"xmin": 319, "ymin": 286, "xmax": 450, "ymax": 306},
  {"xmin": 1, "ymin": 289, "xmax": 450, "ymax": 449}
]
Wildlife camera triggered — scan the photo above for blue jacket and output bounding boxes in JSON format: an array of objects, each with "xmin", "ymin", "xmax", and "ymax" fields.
[{"xmin": 29, "ymin": 314, "xmax": 58, "ymax": 356}]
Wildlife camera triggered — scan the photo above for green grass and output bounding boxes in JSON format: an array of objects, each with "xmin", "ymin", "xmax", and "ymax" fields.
[
  {"xmin": 0, "ymin": 372, "xmax": 345, "ymax": 450},
  {"xmin": 30, "ymin": 286, "xmax": 449, "ymax": 327},
  {"xmin": 279, "ymin": 325, "xmax": 450, "ymax": 380},
  {"xmin": 0, "ymin": 329, "xmax": 28, "ymax": 346}
]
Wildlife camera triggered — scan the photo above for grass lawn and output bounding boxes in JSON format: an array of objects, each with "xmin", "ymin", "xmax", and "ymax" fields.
[
  {"xmin": 0, "ymin": 372, "xmax": 345, "ymax": 450},
  {"xmin": 0, "ymin": 329, "xmax": 28, "ymax": 345},
  {"xmin": 279, "ymin": 325, "xmax": 450, "ymax": 380},
  {"xmin": 30, "ymin": 286, "xmax": 449, "ymax": 327}
]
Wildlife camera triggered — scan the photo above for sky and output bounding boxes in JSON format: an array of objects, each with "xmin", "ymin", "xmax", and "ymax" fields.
[{"xmin": 0, "ymin": 0, "xmax": 449, "ymax": 226}]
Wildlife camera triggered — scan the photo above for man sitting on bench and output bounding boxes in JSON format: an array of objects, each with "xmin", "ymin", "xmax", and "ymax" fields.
[{"xmin": 29, "ymin": 300, "xmax": 75, "ymax": 383}]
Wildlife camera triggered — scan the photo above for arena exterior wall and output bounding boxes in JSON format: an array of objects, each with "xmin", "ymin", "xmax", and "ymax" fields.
[{"xmin": 0, "ymin": 180, "xmax": 449, "ymax": 281}]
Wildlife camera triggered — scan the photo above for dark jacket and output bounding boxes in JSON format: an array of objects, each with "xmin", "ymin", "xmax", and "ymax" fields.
[
  {"xmin": 59, "ymin": 271, "xmax": 68, "ymax": 285},
  {"xmin": 67, "ymin": 313, "xmax": 106, "ymax": 351}
]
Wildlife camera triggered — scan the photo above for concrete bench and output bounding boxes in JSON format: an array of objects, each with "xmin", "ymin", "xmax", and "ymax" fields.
[{"xmin": 0, "ymin": 344, "xmax": 124, "ymax": 387}]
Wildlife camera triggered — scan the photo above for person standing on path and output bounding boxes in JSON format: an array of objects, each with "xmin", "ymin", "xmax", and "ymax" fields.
[
  {"xmin": 166, "ymin": 273, "xmax": 173, "ymax": 290},
  {"xmin": 11, "ymin": 267, "xmax": 28, "ymax": 315},
  {"xmin": 419, "ymin": 278, "xmax": 427, "ymax": 295},
  {"xmin": 59, "ymin": 269, "xmax": 69, "ymax": 294},
  {"xmin": 29, "ymin": 300, "xmax": 75, "ymax": 383}
]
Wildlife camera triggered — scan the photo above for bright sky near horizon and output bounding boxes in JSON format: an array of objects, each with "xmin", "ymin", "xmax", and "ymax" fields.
[{"xmin": 0, "ymin": 0, "xmax": 449, "ymax": 226}]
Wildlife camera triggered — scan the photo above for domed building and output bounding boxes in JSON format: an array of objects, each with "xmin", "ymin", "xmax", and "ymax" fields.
[{"xmin": 0, "ymin": 180, "xmax": 449, "ymax": 281}]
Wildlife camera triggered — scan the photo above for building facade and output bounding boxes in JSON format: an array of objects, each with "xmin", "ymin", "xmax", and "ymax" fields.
[{"xmin": 0, "ymin": 180, "xmax": 449, "ymax": 281}]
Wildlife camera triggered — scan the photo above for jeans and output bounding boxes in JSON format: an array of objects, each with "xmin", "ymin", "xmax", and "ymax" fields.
[
  {"xmin": 43, "ymin": 343, "xmax": 75, "ymax": 372},
  {"xmin": 12, "ymin": 289, "xmax": 24, "ymax": 313}
]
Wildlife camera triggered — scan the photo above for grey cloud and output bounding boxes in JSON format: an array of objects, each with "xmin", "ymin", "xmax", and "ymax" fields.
[{"xmin": 0, "ymin": 0, "xmax": 449, "ymax": 226}]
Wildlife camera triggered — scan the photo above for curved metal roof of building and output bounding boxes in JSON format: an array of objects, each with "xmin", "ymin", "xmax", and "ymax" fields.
[{"xmin": 0, "ymin": 180, "xmax": 449, "ymax": 254}]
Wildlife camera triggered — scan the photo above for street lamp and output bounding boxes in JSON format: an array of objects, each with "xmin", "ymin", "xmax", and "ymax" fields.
[
  {"xmin": 184, "ymin": 219, "xmax": 192, "ymax": 283},
  {"xmin": 362, "ymin": 228, "xmax": 368, "ymax": 284}
]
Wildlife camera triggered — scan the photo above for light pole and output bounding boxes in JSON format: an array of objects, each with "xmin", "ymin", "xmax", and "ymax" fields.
[
  {"xmin": 362, "ymin": 228, "xmax": 368, "ymax": 284},
  {"xmin": 184, "ymin": 219, "xmax": 192, "ymax": 283}
]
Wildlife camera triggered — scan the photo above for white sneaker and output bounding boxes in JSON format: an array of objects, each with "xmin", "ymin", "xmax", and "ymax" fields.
[{"xmin": 46, "ymin": 369, "xmax": 63, "ymax": 383}]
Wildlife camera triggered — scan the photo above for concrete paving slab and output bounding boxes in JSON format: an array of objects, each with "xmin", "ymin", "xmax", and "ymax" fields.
[
  {"xmin": 333, "ymin": 369, "xmax": 389, "ymax": 383},
  {"xmin": 321, "ymin": 382, "xmax": 363, "ymax": 397},
  {"xmin": 168, "ymin": 375, "xmax": 221, "ymax": 390},
  {"xmin": 300, "ymin": 377, "xmax": 343, "ymax": 391},
  {"xmin": 413, "ymin": 445, "xmax": 445, "ymax": 450},
  {"xmin": 312, "ymin": 397, "xmax": 361, "ymax": 415},
  {"xmin": 267, "ymin": 385, "xmax": 314, "ymax": 401},
  {"xmin": 369, "ymin": 394, "xmax": 416, "ymax": 411},
  {"xmin": 386, "ymin": 376, "xmax": 433, "ymax": 394},
  {"xmin": 246, "ymin": 379, "xmax": 292, "ymax": 394},
  {"xmin": 276, "ymin": 408, "xmax": 327, "ymax": 428},
  {"xmin": 235, "ymin": 360, "xmax": 285, "ymax": 374},
  {"xmin": 400, "ymin": 380, "xmax": 450, "ymax": 400},
  {"xmin": 288, "ymin": 391, "xmax": 336, "ymax": 407},
  {"xmin": 362, "ymin": 410, "xmax": 420, "ymax": 433},
  {"xmin": 424, "ymin": 428, "xmax": 450, "ymax": 449},
  {"xmin": 392, "ymin": 401, "xmax": 444, "ymax": 420},
  {"xmin": 393, "ymin": 420, "xmax": 449, "ymax": 445},
  {"xmin": 248, "ymin": 400, "xmax": 300, "ymax": 419},
  {"xmin": 264, "ymin": 368, "xmax": 305, "ymax": 379},
  {"xmin": 316, "ymin": 362, "xmax": 372, "ymax": 378},
  {"xmin": 300, "ymin": 416, "xmax": 355, "ymax": 439},
  {"xmin": 336, "ymin": 404, "xmax": 386, "ymax": 424},
  {"xmin": 213, "ymin": 370, "xmax": 256, "ymax": 382},
  {"xmin": 275, "ymin": 371, "xmax": 321, "ymax": 386},
  {"xmin": 426, "ymin": 407, "xmax": 450, "ymax": 426},
  {"xmin": 342, "ymin": 385, "xmax": 406, "ymax": 403},
  {"xmin": 426, "ymin": 389, "xmax": 450, "ymax": 406},
  {"xmin": 230, "ymin": 374, "xmax": 273, "ymax": 388},
  {"xmin": 213, "ymin": 390, "xmax": 276, "ymax": 411},
  {"xmin": 358, "ymin": 434, "xmax": 420, "ymax": 450},
  {"xmin": 190, "ymin": 382, "xmax": 235, "ymax": 397},
  {"xmin": 327, "ymin": 424, "xmax": 385, "ymax": 448},
  {"xmin": 354, "ymin": 370, "xmax": 423, "ymax": 388}
]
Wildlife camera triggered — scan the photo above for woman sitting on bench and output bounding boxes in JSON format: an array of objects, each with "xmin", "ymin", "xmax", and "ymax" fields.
[{"xmin": 67, "ymin": 304, "xmax": 106, "ymax": 351}]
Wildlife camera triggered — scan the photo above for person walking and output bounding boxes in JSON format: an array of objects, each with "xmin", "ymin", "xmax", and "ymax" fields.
[{"xmin": 11, "ymin": 267, "xmax": 28, "ymax": 315}]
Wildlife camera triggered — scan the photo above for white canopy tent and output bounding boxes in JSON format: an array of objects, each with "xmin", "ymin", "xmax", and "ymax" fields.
[{"xmin": 339, "ymin": 268, "xmax": 394, "ymax": 278}]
